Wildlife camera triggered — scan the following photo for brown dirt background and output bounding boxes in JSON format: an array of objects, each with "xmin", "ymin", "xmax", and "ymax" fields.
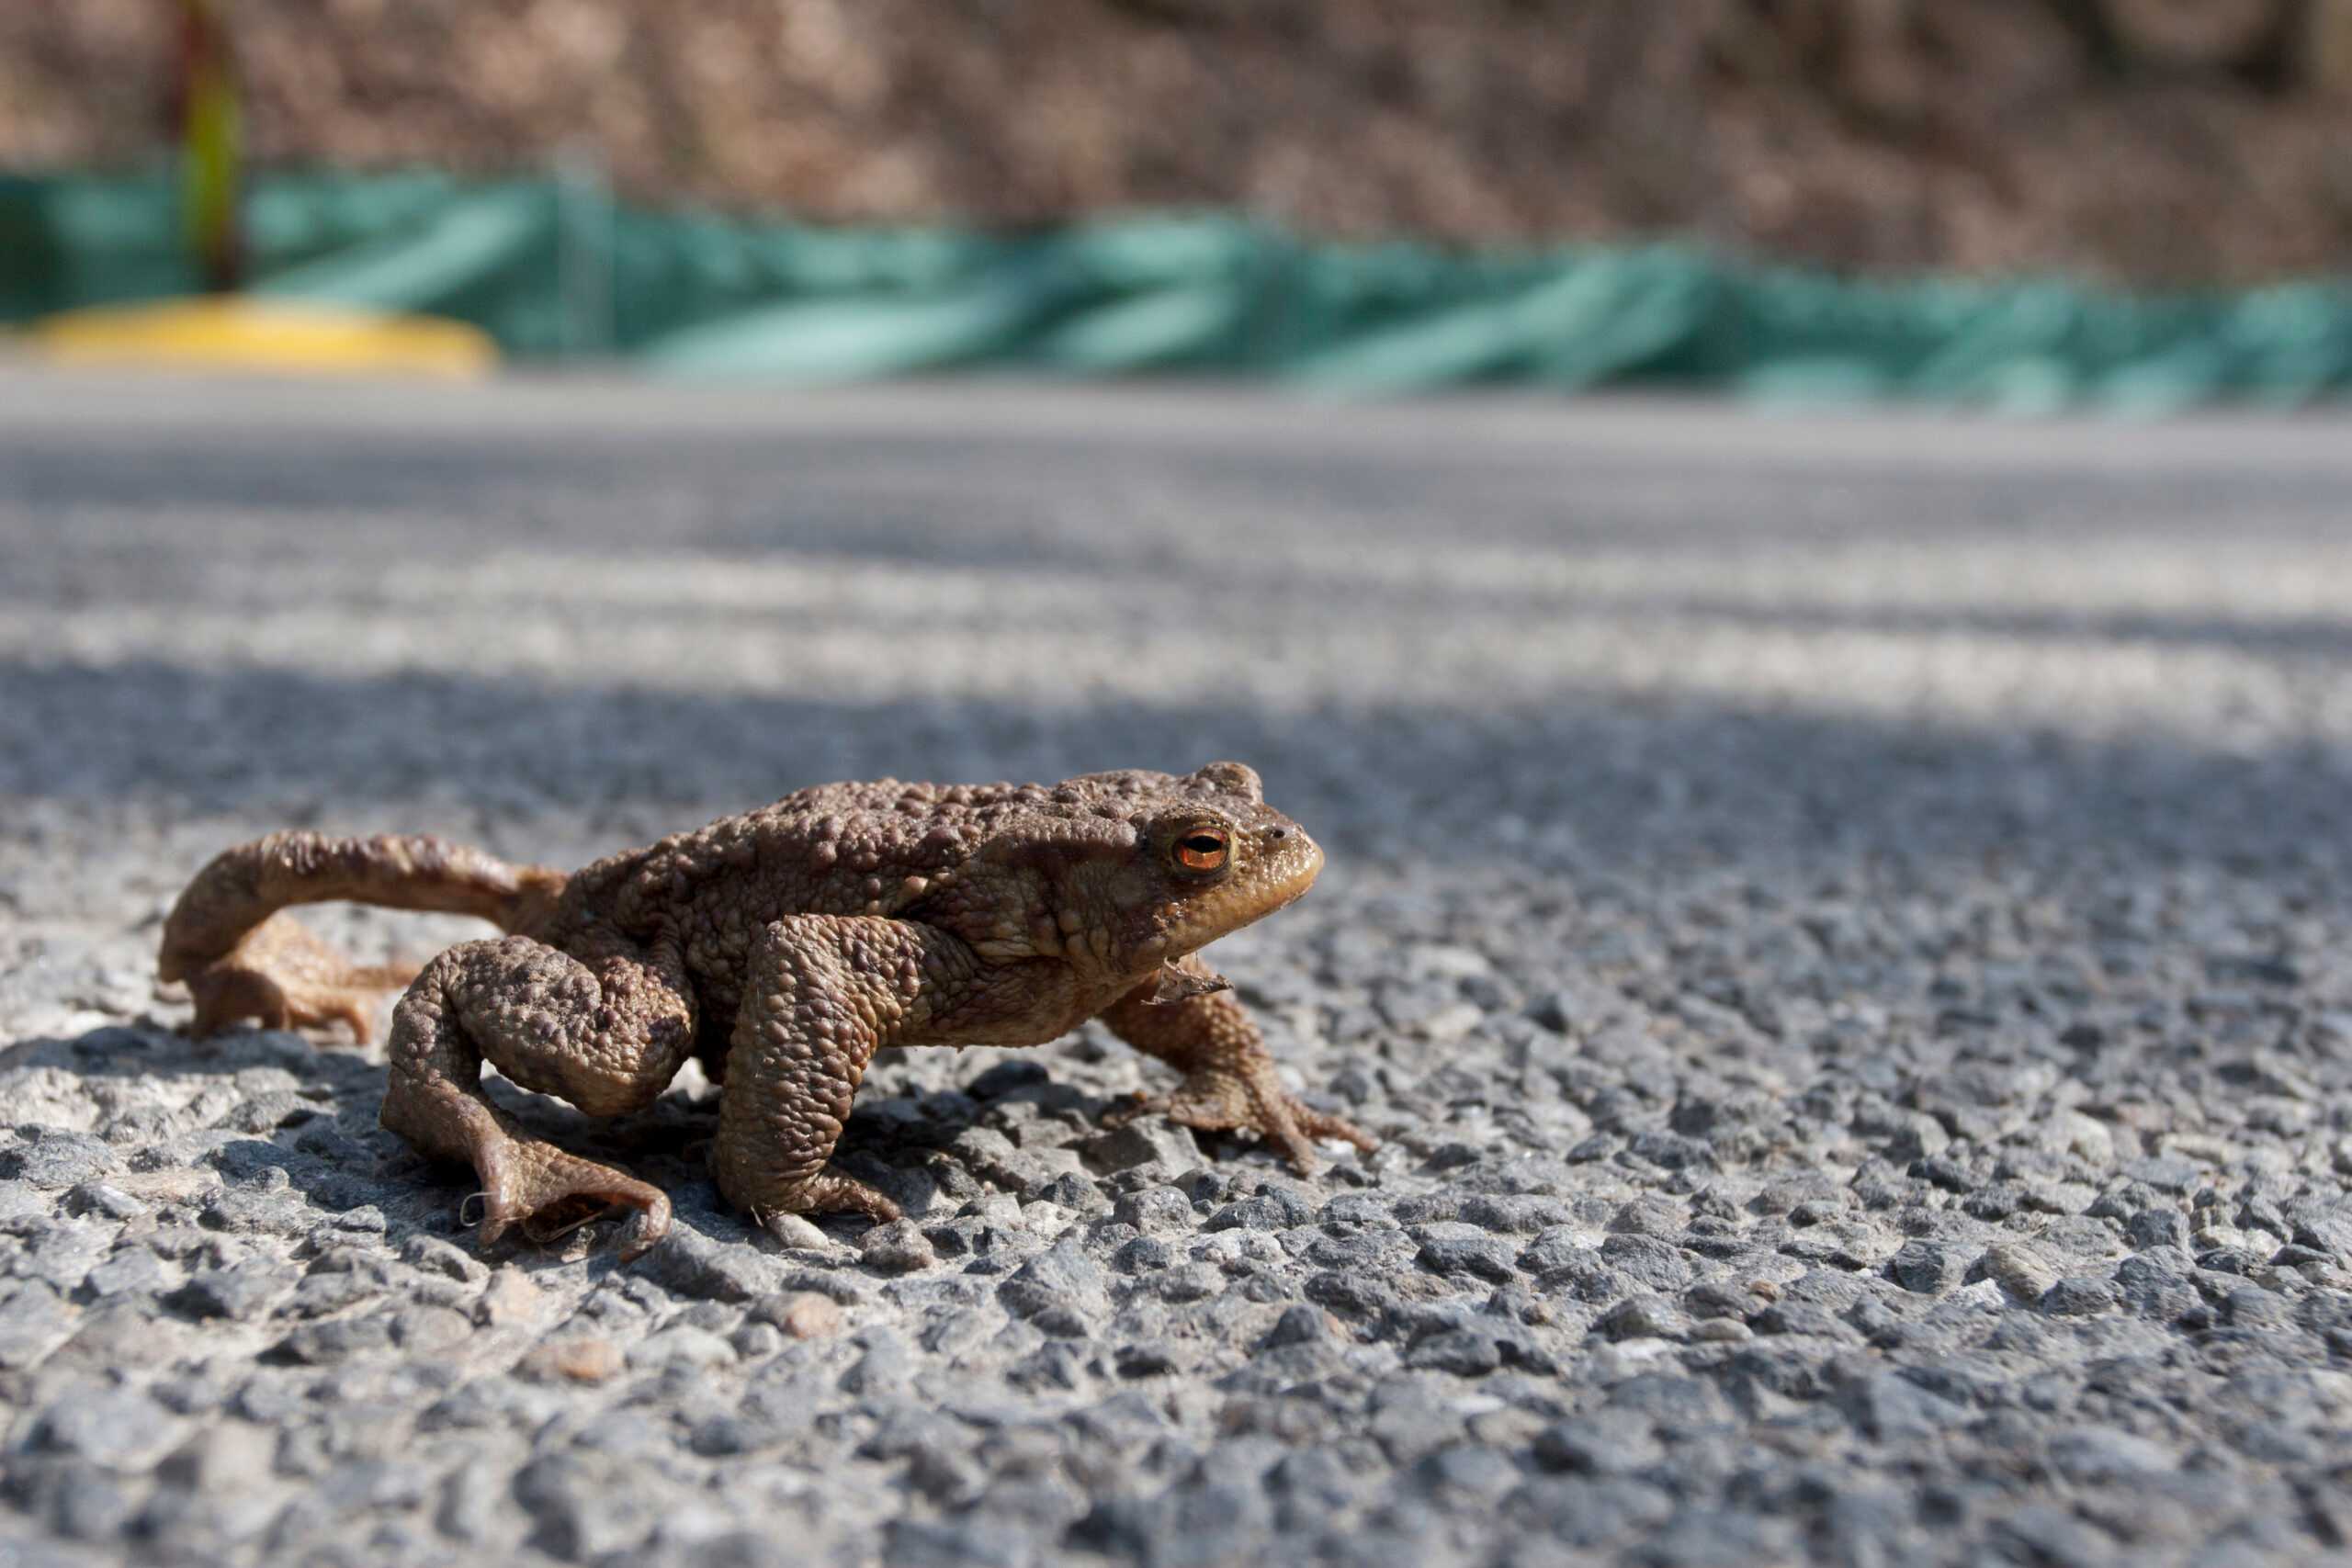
[{"xmin": 6, "ymin": 0, "xmax": 2351, "ymax": 285}]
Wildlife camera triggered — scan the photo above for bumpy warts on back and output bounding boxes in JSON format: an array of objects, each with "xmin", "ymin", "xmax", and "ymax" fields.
[{"xmin": 157, "ymin": 763, "xmax": 1374, "ymax": 1256}]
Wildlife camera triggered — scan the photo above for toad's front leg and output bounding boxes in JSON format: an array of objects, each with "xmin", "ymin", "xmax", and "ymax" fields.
[
  {"xmin": 712, "ymin": 915, "xmax": 972, "ymax": 1226},
  {"xmin": 1102, "ymin": 952, "xmax": 1377, "ymax": 1171}
]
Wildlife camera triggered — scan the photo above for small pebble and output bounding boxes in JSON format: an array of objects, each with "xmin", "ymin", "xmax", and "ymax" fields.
[
  {"xmin": 524, "ymin": 1338, "xmax": 625, "ymax": 1384},
  {"xmin": 755, "ymin": 1292, "xmax": 844, "ymax": 1340}
]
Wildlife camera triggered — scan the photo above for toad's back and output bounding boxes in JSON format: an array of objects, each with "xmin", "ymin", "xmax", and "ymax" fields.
[{"xmin": 538, "ymin": 772, "xmax": 1193, "ymax": 1009}]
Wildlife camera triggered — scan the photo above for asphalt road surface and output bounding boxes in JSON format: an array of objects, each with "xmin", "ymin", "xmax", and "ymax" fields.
[{"xmin": 3, "ymin": 368, "xmax": 2351, "ymax": 1568}]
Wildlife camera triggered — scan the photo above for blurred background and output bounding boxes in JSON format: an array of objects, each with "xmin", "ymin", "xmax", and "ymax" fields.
[
  {"xmin": 9, "ymin": 0, "xmax": 2352, "ymax": 275},
  {"xmin": 6, "ymin": 0, "xmax": 2352, "ymax": 399}
]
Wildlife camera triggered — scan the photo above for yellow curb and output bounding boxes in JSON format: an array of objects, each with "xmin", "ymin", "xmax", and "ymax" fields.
[{"xmin": 31, "ymin": 298, "xmax": 498, "ymax": 378}]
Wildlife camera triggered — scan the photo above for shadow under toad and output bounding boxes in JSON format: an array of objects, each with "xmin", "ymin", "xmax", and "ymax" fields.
[{"xmin": 3, "ymin": 1020, "xmax": 1133, "ymax": 1284}]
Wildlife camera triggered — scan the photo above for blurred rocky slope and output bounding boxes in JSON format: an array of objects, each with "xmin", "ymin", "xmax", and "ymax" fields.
[{"xmin": 5, "ymin": 0, "xmax": 2351, "ymax": 285}]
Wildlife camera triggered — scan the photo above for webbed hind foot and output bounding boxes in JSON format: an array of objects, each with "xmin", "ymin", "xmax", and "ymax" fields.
[
  {"xmin": 386, "ymin": 1067, "xmax": 674, "ymax": 1260},
  {"xmin": 183, "ymin": 913, "xmax": 419, "ymax": 1043},
  {"xmin": 475, "ymin": 1139, "xmax": 674, "ymax": 1260}
]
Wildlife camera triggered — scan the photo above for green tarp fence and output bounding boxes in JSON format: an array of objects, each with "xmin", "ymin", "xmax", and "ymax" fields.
[{"xmin": 6, "ymin": 167, "xmax": 2351, "ymax": 408}]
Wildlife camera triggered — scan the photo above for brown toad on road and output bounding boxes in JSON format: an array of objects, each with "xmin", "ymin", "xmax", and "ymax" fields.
[{"xmin": 157, "ymin": 762, "xmax": 1373, "ymax": 1255}]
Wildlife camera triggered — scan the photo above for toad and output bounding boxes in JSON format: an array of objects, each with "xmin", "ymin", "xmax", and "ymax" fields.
[{"xmin": 157, "ymin": 762, "xmax": 1372, "ymax": 1254}]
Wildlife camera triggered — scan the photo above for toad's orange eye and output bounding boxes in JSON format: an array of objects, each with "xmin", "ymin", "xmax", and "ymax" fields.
[{"xmin": 1173, "ymin": 829, "xmax": 1228, "ymax": 874}]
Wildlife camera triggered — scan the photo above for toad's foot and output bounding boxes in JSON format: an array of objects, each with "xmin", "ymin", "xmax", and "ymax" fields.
[
  {"xmin": 733, "ymin": 1166, "xmax": 903, "ymax": 1227},
  {"xmin": 184, "ymin": 914, "xmax": 419, "ymax": 1043},
  {"xmin": 383, "ymin": 936, "xmax": 695, "ymax": 1260},
  {"xmin": 1111, "ymin": 1062, "xmax": 1378, "ymax": 1174},
  {"xmin": 471, "ymin": 1136, "xmax": 673, "ymax": 1261}
]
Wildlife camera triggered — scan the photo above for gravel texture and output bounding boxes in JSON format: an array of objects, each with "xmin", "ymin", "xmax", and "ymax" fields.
[{"xmin": 3, "ymin": 370, "xmax": 2352, "ymax": 1567}]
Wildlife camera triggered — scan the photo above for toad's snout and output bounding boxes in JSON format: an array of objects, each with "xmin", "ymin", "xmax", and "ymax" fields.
[{"xmin": 1259, "ymin": 818, "xmax": 1323, "ymax": 908}]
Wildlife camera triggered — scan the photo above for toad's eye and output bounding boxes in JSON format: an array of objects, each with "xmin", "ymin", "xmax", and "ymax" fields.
[{"xmin": 1172, "ymin": 828, "xmax": 1229, "ymax": 874}]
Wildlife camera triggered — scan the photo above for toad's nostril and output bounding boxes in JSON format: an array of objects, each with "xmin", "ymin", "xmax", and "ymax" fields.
[{"xmin": 1267, "ymin": 827, "xmax": 1289, "ymax": 840}]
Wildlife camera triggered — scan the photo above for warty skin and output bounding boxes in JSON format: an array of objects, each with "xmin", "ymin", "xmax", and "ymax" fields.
[{"xmin": 158, "ymin": 761, "xmax": 1373, "ymax": 1254}]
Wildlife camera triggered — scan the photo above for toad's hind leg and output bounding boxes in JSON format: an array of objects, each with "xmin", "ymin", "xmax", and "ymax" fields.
[
  {"xmin": 187, "ymin": 915, "xmax": 421, "ymax": 1043},
  {"xmin": 163, "ymin": 831, "xmax": 567, "ymax": 1043},
  {"xmin": 382, "ymin": 934, "xmax": 696, "ymax": 1257}
]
